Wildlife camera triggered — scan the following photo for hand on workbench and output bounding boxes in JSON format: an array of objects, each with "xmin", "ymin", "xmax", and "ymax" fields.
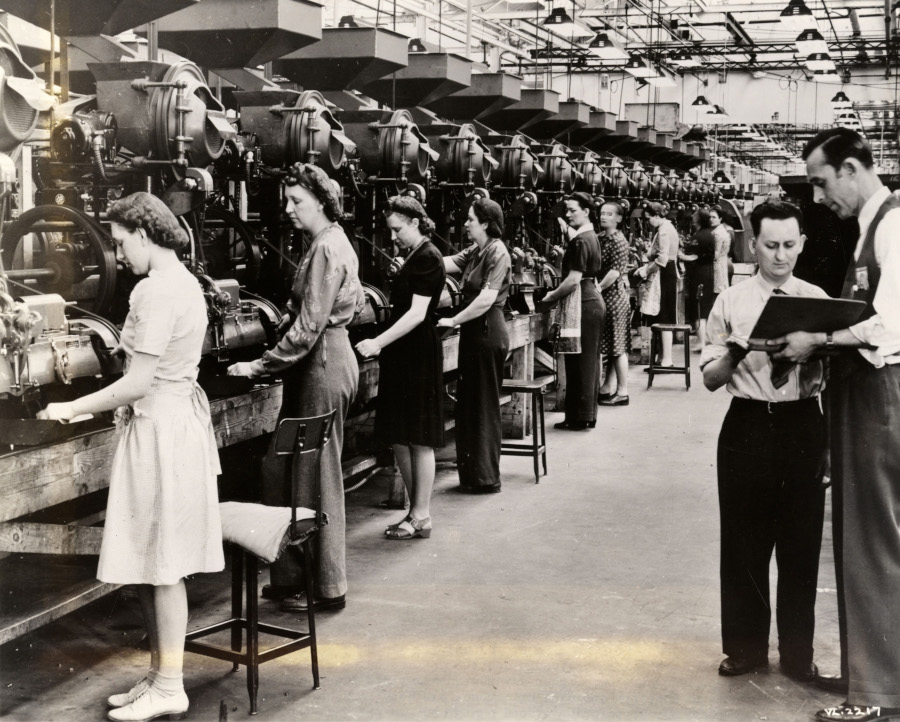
[
  {"xmin": 37, "ymin": 402, "xmax": 76, "ymax": 422},
  {"xmin": 355, "ymin": 339, "xmax": 381, "ymax": 358},
  {"xmin": 226, "ymin": 361, "xmax": 260, "ymax": 378}
]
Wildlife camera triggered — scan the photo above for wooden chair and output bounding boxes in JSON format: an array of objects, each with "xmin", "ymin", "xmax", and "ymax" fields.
[{"xmin": 185, "ymin": 410, "xmax": 337, "ymax": 715}]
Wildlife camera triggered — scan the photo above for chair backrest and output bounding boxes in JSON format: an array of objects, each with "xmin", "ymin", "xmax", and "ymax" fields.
[{"xmin": 273, "ymin": 409, "xmax": 338, "ymax": 536}]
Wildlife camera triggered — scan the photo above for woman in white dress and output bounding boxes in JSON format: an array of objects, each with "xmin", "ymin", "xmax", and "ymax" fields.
[{"xmin": 40, "ymin": 192, "xmax": 223, "ymax": 722}]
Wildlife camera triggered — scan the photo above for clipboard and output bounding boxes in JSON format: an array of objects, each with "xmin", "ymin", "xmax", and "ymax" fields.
[{"xmin": 748, "ymin": 295, "xmax": 866, "ymax": 349}]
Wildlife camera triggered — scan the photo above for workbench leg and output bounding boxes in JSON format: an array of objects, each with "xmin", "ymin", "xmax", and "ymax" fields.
[{"xmin": 553, "ymin": 352, "xmax": 567, "ymax": 412}]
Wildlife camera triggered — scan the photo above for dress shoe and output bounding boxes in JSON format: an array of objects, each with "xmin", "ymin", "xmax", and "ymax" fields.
[
  {"xmin": 781, "ymin": 660, "xmax": 819, "ymax": 683},
  {"xmin": 718, "ymin": 654, "xmax": 768, "ymax": 676},
  {"xmin": 597, "ymin": 392, "xmax": 614, "ymax": 404},
  {"xmin": 554, "ymin": 420, "xmax": 589, "ymax": 430},
  {"xmin": 108, "ymin": 677, "xmax": 153, "ymax": 708},
  {"xmin": 280, "ymin": 592, "xmax": 346, "ymax": 613},
  {"xmin": 815, "ymin": 675, "xmax": 850, "ymax": 695},
  {"xmin": 107, "ymin": 688, "xmax": 188, "ymax": 721},
  {"xmin": 261, "ymin": 583, "xmax": 303, "ymax": 601},
  {"xmin": 454, "ymin": 484, "xmax": 501, "ymax": 494},
  {"xmin": 815, "ymin": 704, "xmax": 900, "ymax": 721},
  {"xmin": 598, "ymin": 394, "xmax": 629, "ymax": 407}
]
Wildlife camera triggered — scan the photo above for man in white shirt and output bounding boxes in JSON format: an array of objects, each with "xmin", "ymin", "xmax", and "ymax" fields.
[
  {"xmin": 701, "ymin": 200, "xmax": 828, "ymax": 684},
  {"xmin": 771, "ymin": 128, "xmax": 900, "ymax": 722}
]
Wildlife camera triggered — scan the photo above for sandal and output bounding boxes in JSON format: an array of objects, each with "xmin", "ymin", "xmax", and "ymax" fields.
[
  {"xmin": 385, "ymin": 516, "xmax": 432, "ymax": 540},
  {"xmin": 384, "ymin": 514, "xmax": 412, "ymax": 534}
]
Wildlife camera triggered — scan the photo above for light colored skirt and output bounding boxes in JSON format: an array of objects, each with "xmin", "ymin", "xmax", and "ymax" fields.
[{"xmin": 97, "ymin": 379, "xmax": 224, "ymax": 585}]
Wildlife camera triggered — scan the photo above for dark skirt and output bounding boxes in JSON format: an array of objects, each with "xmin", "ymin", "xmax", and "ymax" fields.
[
  {"xmin": 454, "ymin": 306, "xmax": 509, "ymax": 489},
  {"xmin": 564, "ymin": 296, "xmax": 605, "ymax": 424},
  {"xmin": 657, "ymin": 261, "xmax": 678, "ymax": 324},
  {"xmin": 374, "ymin": 322, "xmax": 444, "ymax": 448},
  {"xmin": 688, "ymin": 261, "xmax": 716, "ymax": 320}
]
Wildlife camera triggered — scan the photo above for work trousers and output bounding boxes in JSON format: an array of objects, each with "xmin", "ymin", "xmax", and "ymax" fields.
[
  {"xmin": 717, "ymin": 396, "xmax": 826, "ymax": 668},
  {"xmin": 261, "ymin": 328, "xmax": 358, "ymax": 599},
  {"xmin": 563, "ymin": 294, "xmax": 605, "ymax": 425},
  {"xmin": 455, "ymin": 306, "xmax": 509, "ymax": 489},
  {"xmin": 831, "ymin": 360, "xmax": 900, "ymax": 709}
]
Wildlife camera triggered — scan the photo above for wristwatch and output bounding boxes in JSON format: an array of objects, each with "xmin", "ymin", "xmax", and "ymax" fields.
[{"xmin": 825, "ymin": 332, "xmax": 835, "ymax": 350}]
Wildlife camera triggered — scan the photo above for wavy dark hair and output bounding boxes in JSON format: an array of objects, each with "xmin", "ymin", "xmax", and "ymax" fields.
[
  {"xmin": 802, "ymin": 127, "xmax": 874, "ymax": 170},
  {"xmin": 693, "ymin": 207, "xmax": 712, "ymax": 230},
  {"xmin": 566, "ymin": 191, "xmax": 595, "ymax": 216},
  {"xmin": 470, "ymin": 198, "xmax": 504, "ymax": 239},
  {"xmin": 643, "ymin": 201, "xmax": 667, "ymax": 218},
  {"xmin": 106, "ymin": 192, "xmax": 188, "ymax": 250},
  {"xmin": 749, "ymin": 199, "xmax": 804, "ymax": 237},
  {"xmin": 284, "ymin": 162, "xmax": 342, "ymax": 222},
  {"xmin": 386, "ymin": 196, "xmax": 435, "ymax": 235}
]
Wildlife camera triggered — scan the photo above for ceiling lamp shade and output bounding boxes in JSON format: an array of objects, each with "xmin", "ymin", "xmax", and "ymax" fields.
[
  {"xmin": 624, "ymin": 54, "xmax": 658, "ymax": 78},
  {"xmin": 408, "ymin": 38, "xmax": 427, "ymax": 52},
  {"xmin": 795, "ymin": 29, "xmax": 828, "ymax": 56},
  {"xmin": 587, "ymin": 32, "xmax": 628, "ymax": 60},
  {"xmin": 811, "ymin": 69, "xmax": 840, "ymax": 82},
  {"xmin": 708, "ymin": 105, "xmax": 729, "ymax": 118},
  {"xmin": 338, "ymin": 15, "xmax": 359, "ymax": 27},
  {"xmin": 670, "ymin": 48, "xmax": 702, "ymax": 68},
  {"xmin": 806, "ymin": 53, "xmax": 836, "ymax": 71},
  {"xmin": 780, "ymin": 0, "xmax": 819, "ymax": 30},
  {"xmin": 831, "ymin": 90, "xmax": 852, "ymax": 109},
  {"xmin": 543, "ymin": 7, "xmax": 594, "ymax": 39},
  {"xmin": 692, "ymin": 95, "xmax": 712, "ymax": 108}
]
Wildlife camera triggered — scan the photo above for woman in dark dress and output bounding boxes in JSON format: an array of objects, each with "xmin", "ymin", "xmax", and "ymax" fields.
[
  {"xmin": 437, "ymin": 199, "xmax": 511, "ymax": 494},
  {"xmin": 685, "ymin": 207, "xmax": 716, "ymax": 348},
  {"xmin": 596, "ymin": 201, "xmax": 631, "ymax": 406},
  {"xmin": 540, "ymin": 192, "xmax": 604, "ymax": 430},
  {"xmin": 356, "ymin": 197, "xmax": 445, "ymax": 539}
]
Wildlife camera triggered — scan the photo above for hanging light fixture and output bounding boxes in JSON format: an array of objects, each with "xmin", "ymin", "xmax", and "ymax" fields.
[
  {"xmin": 624, "ymin": 53, "xmax": 659, "ymax": 78},
  {"xmin": 795, "ymin": 29, "xmax": 828, "ymax": 55},
  {"xmin": 780, "ymin": 0, "xmax": 819, "ymax": 30},
  {"xmin": 587, "ymin": 32, "xmax": 629, "ymax": 60},
  {"xmin": 691, "ymin": 94, "xmax": 712, "ymax": 108},
  {"xmin": 408, "ymin": 38, "xmax": 427, "ymax": 52},
  {"xmin": 543, "ymin": 7, "xmax": 594, "ymax": 39},
  {"xmin": 670, "ymin": 48, "xmax": 702, "ymax": 68},
  {"xmin": 811, "ymin": 68, "xmax": 840, "ymax": 82},
  {"xmin": 708, "ymin": 104, "xmax": 729, "ymax": 118},
  {"xmin": 831, "ymin": 90, "xmax": 852, "ymax": 109},
  {"xmin": 805, "ymin": 52, "xmax": 836, "ymax": 71}
]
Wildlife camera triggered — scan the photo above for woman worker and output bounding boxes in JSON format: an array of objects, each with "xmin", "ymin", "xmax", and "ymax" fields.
[
  {"xmin": 540, "ymin": 192, "xmax": 604, "ymax": 430},
  {"xmin": 355, "ymin": 197, "xmax": 446, "ymax": 539},
  {"xmin": 437, "ymin": 198, "xmax": 511, "ymax": 494},
  {"xmin": 227, "ymin": 162, "xmax": 364, "ymax": 613},
  {"xmin": 685, "ymin": 207, "xmax": 718, "ymax": 349},
  {"xmin": 39, "ymin": 192, "xmax": 223, "ymax": 722},
  {"xmin": 596, "ymin": 201, "xmax": 631, "ymax": 407},
  {"xmin": 637, "ymin": 201, "xmax": 680, "ymax": 366}
]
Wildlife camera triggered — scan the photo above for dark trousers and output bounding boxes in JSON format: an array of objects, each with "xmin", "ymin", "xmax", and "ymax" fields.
[
  {"xmin": 564, "ymin": 296, "xmax": 605, "ymax": 425},
  {"xmin": 717, "ymin": 397, "xmax": 826, "ymax": 667},
  {"xmin": 455, "ymin": 306, "xmax": 509, "ymax": 489},
  {"xmin": 261, "ymin": 328, "xmax": 358, "ymax": 599},
  {"xmin": 830, "ymin": 360, "xmax": 900, "ymax": 708}
]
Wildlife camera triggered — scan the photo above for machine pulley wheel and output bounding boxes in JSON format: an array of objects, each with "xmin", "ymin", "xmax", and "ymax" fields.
[{"xmin": 198, "ymin": 206, "xmax": 263, "ymax": 291}]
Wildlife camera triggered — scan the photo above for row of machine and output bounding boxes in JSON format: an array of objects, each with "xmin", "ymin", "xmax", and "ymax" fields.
[{"xmin": 0, "ymin": 0, "xmax": 762, "ymax": 440}]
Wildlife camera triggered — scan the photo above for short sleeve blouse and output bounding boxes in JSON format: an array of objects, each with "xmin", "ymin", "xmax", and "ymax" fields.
[
  {"xmin": 118, "ymin": 264, "xmax": 208, "ymax": 382},
  {"xmin": 561, "ymin": 230, "xmax": 602, "ymax": 278},
  {"xmin": 388, "ymin": 241, "xmax": 446, "ymax": 323},
  {"xmin": 449, "ymin": 239, "xmax": 511, "ymax": 308}
]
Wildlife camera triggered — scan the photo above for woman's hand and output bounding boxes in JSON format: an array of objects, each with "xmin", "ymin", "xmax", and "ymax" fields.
[
  {"xmin": 277, "ymin": 313, "xmax": 292, "ymax": 334},
  {"xmin": 37, "ymin": 402, "xmax": 76, "ymax": 422},
  {"xmin": 436, "ymin": 317, "xmax": 458, "ymax": 329},
  {"xmin": 556, "ymin": 216, "xmax": 569, "ymax": 237},
  {"xmin": 227, "ymin": 361, "xmax": 260, "ymax": 378},
  {"xmin": 355, "ymin": 339, "xmax": 382, "ymax": 358}
]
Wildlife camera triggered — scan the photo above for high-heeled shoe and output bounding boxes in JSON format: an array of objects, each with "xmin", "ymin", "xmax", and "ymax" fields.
[
  {"xmin": 385, "ymin": 514, "xmax": 412, "ymax": 534},
  {"xmin": 385, "ymin": 516, "xmax": 432, "ymax": 540}
]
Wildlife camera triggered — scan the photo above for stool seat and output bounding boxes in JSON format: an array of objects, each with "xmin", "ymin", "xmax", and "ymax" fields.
[
  {"xmin": 500, "ymin": 375, "xmax": 552, "ymax": 483},
  {"xmin": 647, "ymin": 324, "xmax": 692, "ymax": 390}
]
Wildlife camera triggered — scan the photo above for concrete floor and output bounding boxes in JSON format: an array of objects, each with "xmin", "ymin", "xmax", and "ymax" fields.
[{"xmin": 0, "ymin": 352, "xmax": 844, "ymax": 721}]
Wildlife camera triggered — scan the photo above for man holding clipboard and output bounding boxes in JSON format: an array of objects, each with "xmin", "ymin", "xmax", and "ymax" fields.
[
  {"xmin": 701, "ymin": 200, "xmax": 830, "ymax": 685},
  {"xmin": 770, "ymin": 129, "xmax": 900, "ymax": 722}
]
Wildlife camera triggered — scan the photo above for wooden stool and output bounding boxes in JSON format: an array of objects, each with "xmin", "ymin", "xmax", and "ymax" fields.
[
  {"xmin": 500, "ymin": 375, "xmax": 552, "ymax": 483},
  {"xmin": 185, "ymin": 410, "xmax": 337, "ymax": 715},
  {"xmin": 647, "ymin": 324, "xmax": 691, "ymax": 389}
]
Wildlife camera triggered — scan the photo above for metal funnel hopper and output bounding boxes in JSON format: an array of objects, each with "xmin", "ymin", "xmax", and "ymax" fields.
[
  {"xmin": 0, "ymin": 0, "xmax": 199, "ymax": 37},
  {"xmin": 479, "ymin": 88, "xmax": 559, "ymax": 134},
  {"xmin": 523, "ymin": 100, "xmax": 590, "ymax": 141},
  {"xmin": 565, "ymin": 109, "xmax": 618, "ymax": 148},
  {"xmin": 361, "ymin": 52, "xmax": 473, "ymax": 109},
  {"xmin": 423, "ymin": 72, "xmax": 521, "ymax": 122}
]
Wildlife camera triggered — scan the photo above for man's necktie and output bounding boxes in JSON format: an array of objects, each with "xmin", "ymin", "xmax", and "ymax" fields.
[{"xmin": 770, "ymin": 288, "xmax": 794, "ymax": 389}]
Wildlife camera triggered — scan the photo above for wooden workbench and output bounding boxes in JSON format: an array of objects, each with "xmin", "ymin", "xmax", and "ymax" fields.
[{"xmin": 0, "ymin": 311, "xmax": 552, "ymax": 644}]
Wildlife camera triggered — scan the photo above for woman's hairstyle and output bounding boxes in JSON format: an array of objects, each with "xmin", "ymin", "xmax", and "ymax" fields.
[
  {"xmin": 471, "ymin": 198, "xmax": 504, "ymax": 238},
  {"xmin": 600, "ymin": 201, "xmax": 624, "ymax": 227},
  {"xmin": 386, "ymin": 195, "xmax": 435, "ymax": 235},
  {"xmin": 801, "ymin": 127, "xmax": 874, "ymax": 170},
  {"xmin": 284, "ymin": 162, "xmax": 342, "ymax": 222},
  {"xmin": 566, "ymin": 191, "xmax": 595, "ymax": 215},
  {"xmin": 643, "ymin": 201, "xmax": 667, "ymax": 218},
  {"xmin": 709, "ymin": 204, "xmax": 724, "ymax": 219},
  {"xmin": 106, "ymin": 192, "xmax": 188, "ymax": 251},
  {"xmin": 693, "ymin": 207, "xmax": 712, "ymax": 229}
]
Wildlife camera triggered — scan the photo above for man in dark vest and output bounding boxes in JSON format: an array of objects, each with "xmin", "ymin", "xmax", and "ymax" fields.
[{"xmin": 770, "ymin": 128, "xmax": 900, "ymax": 722}]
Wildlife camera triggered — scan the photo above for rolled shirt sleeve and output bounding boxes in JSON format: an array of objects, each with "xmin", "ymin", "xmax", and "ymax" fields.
[{"xmin": 699, "ymin": 292, "xmax": 729, "ymax": 369}]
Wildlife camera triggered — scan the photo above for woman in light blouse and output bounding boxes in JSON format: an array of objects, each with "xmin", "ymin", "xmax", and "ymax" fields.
[
  {"xmin": 228, "ymin": 162, "xmax": 364, "ymax": 613},
  {"xmin": 637, "ymin": 201, "xmax": 680, "ymax": 366},
  {"xmin": 438, "ymin": 198, "xmax": 511, "ymax": 494}
]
